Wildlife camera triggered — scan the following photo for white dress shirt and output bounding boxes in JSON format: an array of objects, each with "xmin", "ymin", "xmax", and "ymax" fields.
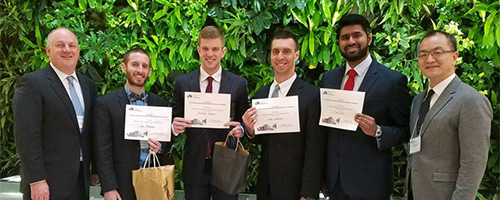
[
  {"xmin": 268, "ymin": 73, "xmax": 297, "ymax": 98},
  {"xmin": 199, "ymin": 66, "xmax": 222, "ymax": 94},
  {"xmin": 341, "ymin": 55, "xmax": 372, "ymax": 91},
  {"xmin": 427, "ymin": 73, "xmax": 456, "ymax": 109},
  {"xmin": 50, "ymin": 63, "xmax": 85, "ymax": 111}
]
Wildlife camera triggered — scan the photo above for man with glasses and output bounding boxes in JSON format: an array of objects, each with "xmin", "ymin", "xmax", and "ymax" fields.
[{"xmin": 404, "ymin": 30, "xmax": 492, "ymax": 200}]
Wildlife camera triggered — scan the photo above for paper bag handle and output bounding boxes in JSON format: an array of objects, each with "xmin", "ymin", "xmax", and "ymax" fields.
[{"xmin": 142, "ymin": 152, "xmax": 161, "ymax": 169}]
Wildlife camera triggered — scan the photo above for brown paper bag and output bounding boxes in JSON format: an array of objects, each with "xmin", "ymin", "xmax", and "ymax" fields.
[{"xmin": 132, "ymin": 153, "xmax": 175, "ymax": 200}]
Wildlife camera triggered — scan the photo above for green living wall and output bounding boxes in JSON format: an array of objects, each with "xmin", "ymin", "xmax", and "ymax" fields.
[{"xmin": 0, "ymin": 0, "xmax": 499, "ymax": 199}]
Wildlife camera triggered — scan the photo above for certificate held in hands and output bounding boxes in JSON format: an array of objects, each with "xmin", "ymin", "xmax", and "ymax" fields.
[
  {"xmin": 252, "ymin": 96, "xmax": 300, "ymax": 135},
  {"xmin": 319, "ymin": 88, "xmax": 365, "ymax": 131},
  {"xmin": 125, "ymin": 105, "xmax": 172, "ymax": 142},
  {"xmin": 184, "ymin": 92, "xmax": 231, "ymax": 129}
]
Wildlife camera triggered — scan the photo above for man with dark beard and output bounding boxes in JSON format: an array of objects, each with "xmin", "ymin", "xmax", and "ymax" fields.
[
  {"xmin": 93, "ymin": 48, "xmax": 169, "ymax": 200},
  {"xmin": 321, "ymin": 14, "xmax": 411, "ymax": 199}
]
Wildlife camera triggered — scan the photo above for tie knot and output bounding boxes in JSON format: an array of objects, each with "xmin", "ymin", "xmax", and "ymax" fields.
[
  {"xmin": 129, "ymin": 92, "xmax": 147, "ymax": 103},
  {"xmin": 206, "ymin": 76, "xmax": 214, "ymax": 83},
  {"xmin": 348, "ymin": 69, "xmax": 357, "ymax": 78},
  {"xmin": 66, "ymin": 75, "xmax": 75, "ymax": 84}
]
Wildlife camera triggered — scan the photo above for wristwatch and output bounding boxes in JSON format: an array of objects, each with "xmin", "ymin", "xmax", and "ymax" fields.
[{"xmin": 375, "ymin": 125, "xmax": 382, "ymax": 138}]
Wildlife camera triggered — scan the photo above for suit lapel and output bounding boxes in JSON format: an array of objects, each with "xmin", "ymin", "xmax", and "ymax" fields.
[
  {"xmin": 219, "ymin": 70, "xmax": 233, "ymax": 94},
  {"xmin": 286, "ymin": 76, "xmax": 302, "ymax": 96},
  {"xmin": 420, "ymin": 76, "xmax": 460, "ymax": 137},
  {"xmin": 358, "ymin": 60, "xmax": 379, "ymax": 92},
  {"xmin": 188, "ymin": 70, "xmax": 201, "ymax": 92},
  {"xmin": 410, "ymin": 92, "xmax": 425, "ymax": 136},
  {"xmin": 45, "ymin": 66, "xmax": 79, "ymax": 131},
  {"xmin": 117, "ymin": 87, "xmax": 128, "ymax": 113},
  {"xmin": 330, "ymin": 66, "xmax": 345, "ymax": 89}
]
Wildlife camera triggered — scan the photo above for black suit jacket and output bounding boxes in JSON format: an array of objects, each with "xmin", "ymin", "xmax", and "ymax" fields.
[
  {"xmin": 13, "ymin": 66, "xmax": 98, "ymax": 199},
  {"xmin": 251, "ymin": 77, "xmax": 326, "ymax": 199},
  {"xmin": 321, "ymin": 60, "xmax": 410, "ymax": 198},
  {"xmin": 93, "ymin": 88, "xmax": 168, "ymax": 200},
  {"xmin": 171, "ymin": 69, "xmax": 250, "ymax": 185}
]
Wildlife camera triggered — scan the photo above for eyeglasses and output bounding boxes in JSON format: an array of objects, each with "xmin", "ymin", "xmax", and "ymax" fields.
[{"xmin": 418, "ymin": 49, "xmax": 455, "ymax": 59}]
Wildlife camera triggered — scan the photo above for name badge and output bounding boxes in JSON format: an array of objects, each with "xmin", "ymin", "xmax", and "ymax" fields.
[
  {"xmin": 77, "ymin": 116, "xmax": 84, "ymax": 129},
  {"xmin": 409, "ymin": 136, "xmax": 421, "ymax": 155}
]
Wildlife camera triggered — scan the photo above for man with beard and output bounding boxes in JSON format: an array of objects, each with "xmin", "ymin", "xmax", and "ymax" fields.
[
  {"xmin": 242, "ymin": 28, "xmax": 325, "ymax": 200},
  {"xmin": 171, "ymin": 25, "xmax": 249, "ymax": 200},
  {"xmin": 321, "ymin": 14, "xmax": 411, "ymax": 199},
  {"xmin": 14, "ymin": 27, "xmax": 98, "ymax": 200},
  {"xmin": 93, "ymin": 48, "xmax": 168, "ymax": 200}
]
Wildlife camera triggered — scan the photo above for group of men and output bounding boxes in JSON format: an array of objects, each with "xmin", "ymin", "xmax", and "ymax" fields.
[{"xmin": 13, "ymin": 14, "xmax": 492, "ymax": 200}]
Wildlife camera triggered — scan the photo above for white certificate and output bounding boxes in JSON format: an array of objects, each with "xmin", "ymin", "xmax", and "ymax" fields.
[
  {"xmin": 319, "ymin": 88, "xmax": 365, "ymax": 131},
  {"xmin": 125, "ymin": 105, "xmax": 172, "ymax": 142},
  {"xmin": 184, "ymin": 92, "xmax": 231, "ymax": 129},
  {"xmin": 252, "ymin": 96, "xmax": 300, "ymax": 135}
]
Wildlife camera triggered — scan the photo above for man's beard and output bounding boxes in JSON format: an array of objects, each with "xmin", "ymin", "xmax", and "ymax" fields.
[
  {"xmin": 126, "ymin": 72, "xmax": 148, "ymax": 87},
  {"xmin": 341, "ymin": 44, "xmax": 369, "ymax": 62}
]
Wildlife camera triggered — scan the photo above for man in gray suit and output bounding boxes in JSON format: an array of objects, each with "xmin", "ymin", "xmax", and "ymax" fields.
[{"xmin": 405, "ymin": 30, "xmax": 493, "ymax": 200}]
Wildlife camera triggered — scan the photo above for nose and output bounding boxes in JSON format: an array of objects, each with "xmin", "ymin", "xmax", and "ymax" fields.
[
  {"xmin": 62, "ymin": 44, "xmax": 71, "ymax": 51},
  {"xmin": 348, "ymin": 36, "xmax": 356, "ymax": 44},
  {"xmin": 277, "ymin": 52, "xmax": 285, "ymax": 60},
  {"xmin": 425, "ymin": 53, "xmax": 436, "ymax": 63}
]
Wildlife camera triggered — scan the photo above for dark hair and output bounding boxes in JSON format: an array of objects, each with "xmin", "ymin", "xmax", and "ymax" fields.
[
  {"xmin": 123, "ymin": 47, "xmax": 150, "ymax": 65},
  {"xmin": 198, "ymin": 25, "xmax": 225, "ymax": 46},
  {"xmin": 272, "ymin": 27, "xmax": 299, "ymax": 51},
  {"xmin": 420, "ymin": 30, "xmax": 457, "ymax": 51},
  {"xmin": 336, "ymin": 14, "xmax": 371, "ymax": 38}
]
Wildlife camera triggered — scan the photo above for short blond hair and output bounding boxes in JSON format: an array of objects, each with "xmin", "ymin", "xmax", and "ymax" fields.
[{"xmin": 198, "ymin": 25, "xmax": 225, "ymax": 46}]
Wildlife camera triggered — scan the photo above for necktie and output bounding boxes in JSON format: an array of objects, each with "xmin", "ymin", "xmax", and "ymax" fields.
[
  {"xmin": 271, "ymin": 84, "xmax": 280, "ymax": 98},
  {"xmin": 205, "ymin": 76, "xmax": 214, "ymax": 159},
  {"xmin": 66, "ymin": 76, "xmax": 84, "ymax": 133},
  {"xmin": 206, "ymin": 76, "xmax": 214, "ymax": 93},
  {"xmin": 343, "ymin": 69, "xmax": 357, "ymax": 91},
  {"xmin": 128, "ymin": 92, "xmax": 147, "ymax": 105},
  {"xmin": 415, "ymin": 89, "xmax": 434, "ymax": 137}
]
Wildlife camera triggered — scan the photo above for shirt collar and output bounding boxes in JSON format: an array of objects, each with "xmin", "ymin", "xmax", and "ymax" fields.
[
  {"xmin": 345, "ymin": 54, "xmax": 372, "ymax": 78},
  {"xmin": 200, "ymin": 66, "xmax": 222, "ymax": 83},
  {"xmin": 272, "ymin": 73, "xmax": 297, "ymax": 93},
  {"xmin": 50, "ymin": 62, "xmax": 79, "ymax": 83},
  {"xmin": 429, "ymin": 73, "xmax": 456, "ymax": 97}
]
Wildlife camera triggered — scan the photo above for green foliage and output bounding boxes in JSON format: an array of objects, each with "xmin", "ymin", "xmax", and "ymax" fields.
[{"xmin": 1, "ymin": 0, "xmax": 498, "ymax": 198}]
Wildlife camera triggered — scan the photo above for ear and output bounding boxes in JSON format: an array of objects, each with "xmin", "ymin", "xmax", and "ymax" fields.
[
  {"xmin": 45, "ymin": 46, "xmax": 51, "ymax": 55},
  {"xmin": 221, "ymin": 47, "xmax": 227, "ymax": 58},
  {"xmin": 452, "ymin": 51, "xmax": 459, "ymax": 64},
  {"xmin": 367, "ymin": 33, "xmax": 373, "ymax": 46},
  {"xmin": 294, "ymin": 50, "xmax": 300, "ymax": 61},
  {"xmin": 197, "ymin": 46, "xmax": 201, "ymax": 55},
  {"xmin": 121, "ymin": 63, "xmax": 127, "ymax": 73}
]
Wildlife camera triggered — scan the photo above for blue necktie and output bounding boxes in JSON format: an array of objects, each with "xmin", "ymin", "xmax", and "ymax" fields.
[{"xmin": 66, "ymin": 76, "xmax": 84, "ymax": 133}]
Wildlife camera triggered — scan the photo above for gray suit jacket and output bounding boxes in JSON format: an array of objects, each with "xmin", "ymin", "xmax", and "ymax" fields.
[{"xmin": 405, "ymin": 76, "xmax": 492, "ymax": 200}]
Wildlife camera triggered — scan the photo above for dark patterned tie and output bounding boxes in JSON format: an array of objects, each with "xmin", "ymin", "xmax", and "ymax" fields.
[
  {"xmin": 205, "ymin": 76, "xmax": 214, "ymax": 159},
  {"xmin": 415, "ymin": 90, "xmax": 434, "ymax": 137}
]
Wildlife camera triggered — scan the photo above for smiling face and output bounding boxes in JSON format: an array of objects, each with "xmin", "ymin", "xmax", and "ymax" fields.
[
  {"xmin": 418, "ymin": 33, "xmax": 458, "ymax": 87},
  {"xmin": 338, "ymin": 24, "xmax": 372, "ymax": 67},
  {"xmin": 270, "ymin": 38, "xmax": 299, "ymax": 80},
  {"xmin": 46, "ymin": 28, "xmax": 80, "ymax": 73},
  {"xmin": 197, "ymin": 37, "xmax": 226, "ymax": 75},
  {"xmin": 121, "ymin": 52, "xmax": 151, "ymax": 87}
]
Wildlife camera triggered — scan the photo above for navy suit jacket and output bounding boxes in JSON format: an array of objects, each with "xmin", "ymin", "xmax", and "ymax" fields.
[
  {"xmin": 13, "ymin": 66, "xmax": 98, "ymax": 199},
  {"xmin": 251, "ymin": 77, "xmax": 326, "ymax": 199},
  {"xmin": 321, "ymin": 60, "xmax": 410, "ymax": 198},
  {"xmin": 171, "ymin": 69, "xmax": 250, "ymax": 185},
  {"xmin": 93, "ymin": 88, "xmax": 168, "ymax": 200}
]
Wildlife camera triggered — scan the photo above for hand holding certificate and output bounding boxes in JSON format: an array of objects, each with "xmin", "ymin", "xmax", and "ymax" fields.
[
  {"xmin": 252, "ymin": 96, "xmax": 300, "ymax": 135},
  {"xmin": 319, "ymin": 88, "xmax": 365, "ymax": 131},
  {"xmin": 125, "ymin": 105, "xmax": 172, "ymax": 142},
  {"xmin": 184, "ymin": 92, "xmax": 231, "ymax": 129}
]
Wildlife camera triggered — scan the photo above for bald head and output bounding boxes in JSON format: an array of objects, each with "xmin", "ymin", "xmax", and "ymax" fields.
[
  {"xmin": 46, "ymin": 27, "xmax": 78, "ymax": 48},
  {"xmin": 45, "ymin": 27, "xmax": 80, "ymax": 74}
]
